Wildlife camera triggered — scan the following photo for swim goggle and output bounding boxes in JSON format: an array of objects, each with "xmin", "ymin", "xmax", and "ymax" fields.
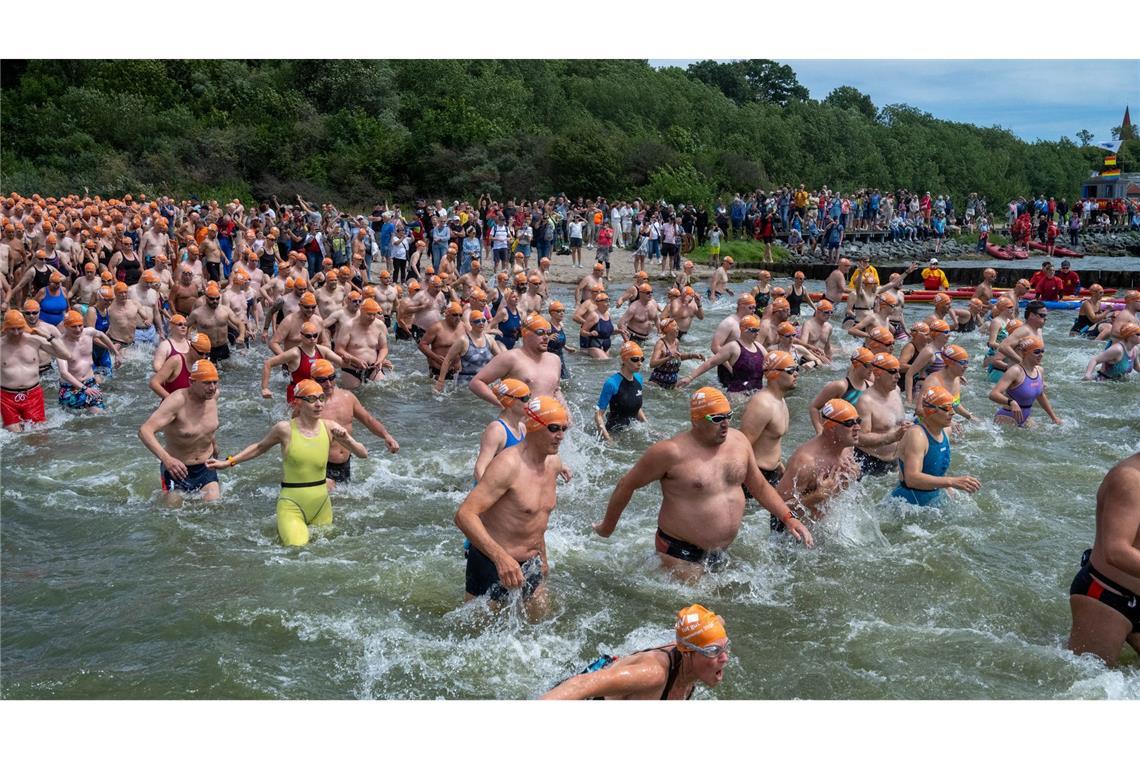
[
  {"xmin": 922, "ymin": 400, "xmax": 954, "ymax": 414},
  {"xmin": 297, "ymin": 394, "xmax": 326, "ymax": 404},
  {"xmin": 678, "ymin": 636, "xmax": 731, "ymax": 658},
  {"xmin": 314, "ymin": 374, "xmax": 337, "ymax": 383},
  {"xmin": 822, "ymin": 414, "xmax": 861, "ymax": 428},
  {"xmin": 704, "ymin": 412, "xmax": 732, "ymax": 424}
]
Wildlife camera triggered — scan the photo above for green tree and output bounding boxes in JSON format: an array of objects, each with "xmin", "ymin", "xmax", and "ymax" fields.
[{"xmin": 824, "ymin": 86, "xmax": 876, "ymax": 119}]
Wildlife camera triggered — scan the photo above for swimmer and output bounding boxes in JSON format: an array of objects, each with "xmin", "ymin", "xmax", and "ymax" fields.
[
  {"xmin": 488, "ymin": 287, "xmax": 523, "ymax": 350},
  {"xmin": 455, "ymin": 396, "xmax": 570, "ymax": 618},
  {"xmin": 983, "ymin": 299, "xmax": 1015, "ymax": 381},
  {"xmin": 799, "ymin": 298, "xmax": 835, "ymax": 365},
  {"xmin": 921, "ymin": 344, "xmax": 975, "ymax": 422},
  {"xmin": 809, "ymin": 347, "xmax": 875, "ymax": 433},
  {"xmin": 847, "ymin": 290, "xmax": 897, "ymax": 340},
  {"xmin": 709, "ymin": 294, "xmax": 756, "ymax": 356},
  {"xmin": 261, "ymin": 321, "xmax": 344, "ymax": 402},
  {"xmin": 595, "ymin": 387, "xmax": 812, "ymax": 581},
  {"xmin": 540, "ymin": 604, "xmax": 730, "ymax": 700},
  {"xmin": 973, "ymin": 267, "xmax": 998, "ymax": 303},
  {"xmin": 56, "ymin": 310, "xmax": 117, "ymax": 414},
  {"xmin": 517, "ymin": 274, "xmax": 545, "ymax": 316},
  {"xmin": 1, "ymin": 309, "xmax": 70, "ymax": 431},
  {"xmin": 890, "ymin": 386, "xmax": 981, "ymax": 506},
  {"xmin": 777, "ymin": 398, "xmax": 861, "ymax": 523},
  {"xmin": 420, "ymin": 301, "xmax": 466, "ymax": 382},
  {"xmin": 137, "ymin": 359, "xmax": 222, "ymax": 506},
  {"xmin": 863, "ymin": 324, "xmax": 896, "ymax": 357},
  {"xmin": 756, "ymin": 296, "xmax": 791, "ymax": 347},
  {"xmin": 664, "ymin": 286, "xmax": 704, "ymax": 339},
  {"xmin": 595, "ymin": 341, "xmax": 647, "ymax": 441},
  {"xmin": 1083, "ymin": 323, "xmax": 1139, "ymax": 381},
  {"xmin": 575, "ymin": 262, "xmax": 607, "ymax": 304},
  {"xmin": 740, "ymin": 350, "xmax": 798, "ymax": 490},
  {"xmin": 853, "ymin": 353, "xmax": 912, "ymax": 479},
  {"xmin": 677, "ymin": 314, "xmax": 767, "ymax": 396},
  {"xmin": 187, "ymin": 281, "xmax": 245, "ymax": 364},
  {"xmin": 152, "ymin": 313, "xmax": 191, "ymax": 372},
  {"xmin": 336, "ymin": 298, "xmax": 390, "ymax": 389},
  {"xmin": 954, "ymin": 298, "xmax": 987, "ymax": 334},
  {"xmin": 706, "ymin": 256, "xmax": 733, "ymax": 301},
  {"xmin": 904, "ymin": 318, "xmax": 951, "ymax": 406},
  {"xmin": 208, "ymin": 379, "xmax": 368, "ymax": 545},
  {"xmin": 150, "ymin": 331, "xmax": 210, "ymax": 399},
  {"xmin": 268, "ymin": 292, "xmax": 327, "ymax": 354},
  {"xmin": 473, "ymin": 379, "xmax": 530, "ymax": 482},
  {"xmin": 823, "ymin": 257, "xmax": 851, "ymax": 305},
  {"xmin": 1095, "ymin": 290, "xmax": 1140, "ymax": 341},
  {"xmin": 647, "ymin": 318, "xmax": 701, "ymax": 389},
  {"xmin": 470, "ymin": 312, "xmax": 564, "ymax": 405},
  {"xmin": 1070, "ymin": 284, "xmax": 1112, "ymax": 337},
  {"xmin": 544, "ymin": 300, "xmax": 574, "ymax": 380},
  {"xmin": 989, "ymin": 335, "xmax": 1062, "ymax": 427},
  {"xmin": 309, "ymin": 359, "xmax": 398, "ymax": 487},
  {"xmin": 618, "ymin": 283, "xmax": 660, "ymax": 348},
  {"xmin": 21, "ymin": 298, "xmax": 65, "ymax": 375},
  {"xmin": 1066, "ymin": 451, "xmax": 1140, "ymax": 666},
  {"xmin": 405, "ymin": 275, "xmax": 446, "ymax": 343},
  {"xmin": 434, "ymin": 306, "xmax": 503, "ymax": 392},
  {"xmin": 578, "ymin": 291, "xmax": 615, "ymax": 359}
]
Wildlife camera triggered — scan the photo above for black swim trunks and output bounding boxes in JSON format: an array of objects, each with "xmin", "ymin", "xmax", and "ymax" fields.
[
  {"xmin": 1070, "ymin": 549, "xmax": 1140, "ymax": 632},
  {"xmin": 395, "ymin": 324, "xmax": 413, "ymax": 341},
  {"xmin": 465, "ymin": 545, "xmax": 544, "ymax": 602},
  {"xmin": 410, "ymin": 324, "xmax": 426, "ymax": 343},
  {"xmin": 160, "ymin": 462, "xmax": 219, "ymax": 493},
  {"xmin": 325, "ymin": 459, "xmax": 352, "ymax": 483},
  {"xmin": 854, "ymin": 447, "xmax": 896, "ymax": 479},
  {"xmin": 429, "ymin": 366, "xmax": 456, "ymax": 381},
  {"xmin": 628, "ymin": 330, "xmax": 649, "ymax": 345},
  {"xmin": 209, "ymin": 342, "xmax": 231, "ymax": 362},
  {"xmin": 654, "ymin": 527, "xmax": 728, "ymax": 572}
]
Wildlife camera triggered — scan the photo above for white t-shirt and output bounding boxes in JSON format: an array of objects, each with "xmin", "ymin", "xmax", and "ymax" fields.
[{"xmin": 569, "ymin": 221, "xmax": 583, "ymax": 238}]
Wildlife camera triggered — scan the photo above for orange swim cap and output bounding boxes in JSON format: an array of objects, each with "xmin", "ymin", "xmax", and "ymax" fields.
[
  {"xmin": 1124, "ymin": 290, "xmax": 1140, "ymax": 303},
  {"xmin": 492, "ymin": 378, "xmax": 531, "ymax": 407},
  {"xmin": 867, "ymin": 325, "xmax": 895, "ymax": 346},
  {"xmin": 292, "ymin": 379, "xmax": 323, "ymax": 399},
  {"xmin": 933, "ymin": 293, "xmax": 952, "ymax": 306},
  {"xmin": 668, "ymin": 287, "xmax": 681, "ymax": 298},
  {"xmin": 232, "ymin": 271, "xmax": 248, "ymax": 285},
  {"xmin": 189, "ymin": 359, "xmax": 219, "ymax": 382},
  {"xmin": 909, "ymin": 321, "xmax": 930, "ymax": 336},
  {"xmin": 84, "ymin": 262, "xmax": 96, "ymax": 273},
  {"xmin": 620, "ymin": 340, "xmax": 644, "ymax": 360},
  {"xmin": 100, "ymin": 271, "xmax": 113, "ymax": 282},
  {"xmin": 1016, "ymin": 278, "xmax": 1032, "ymax": 290},
  {"xmin": 816, "ymin": 299, "xmax": 834, "ymax": 312},
  {"xmin": 470, "ymin": 288, "xmax": 487, "ymax": 302},
  {"xmin": 361, "ymin": 298, "xmax": 382, "ymax": 314},
  {"xmin": 850, "ymin": 346, "xmax": 875, "ymax": 366},
  {"xmin": 522, "ymin": 313, "xmax": 551, "ymax": 333},
  {"xmin": 871, "ymin": 352, "xmax": 900, "ymax": 373},
  {"xmin": 548, "ymin": 300, "xmax": 564, "ymax": 313},
  {"xmin": 660, "ymin": 318, "xmax": 678, "ymax": 334},
  {"xmin": 299, "ymin": 292, "xmax": 317, "ymax": 307},
  {"xmin": 3, "ymin": 309, "xmax": 33, "ymax": 333},
  {"xmin": 294, "ymin": 277, "xmax": 308, "ymax": 289},
  {"xmin": 722, "ymin": 256, "xmax": 734, "ymax": 265},
  {"xmin": 777, "ymin": 321, "xmax": 797, "ymax": 337},
  {"xmin": 1006, "ymin": 319, "xmax": 1024, "ymax": 332},
  {"xmin": 820, "ymin": 398, "xmax": 858, "ymax": 427},
  {"xmin": 690, "ymin": 386, "xmax": 730, "ymax": 422},
  {"xmin": 942, "ymin": 344, "xmax": 970, "ymax": 362},
  {"xmin": 635, "ymin": 270, "xmax": 648, "ymax": 279},
  {"xmin": 1119, "ymin": 323, "xmax": 1140, "ymax": 340},
  {"xmin": 878, "ymin": 292, "xmax": 898, "ymax": 307},
  {"xmin": 429, "ymin": 275, "xmax": 443, "ymax": 287},
  {"xmin": 49, "ymin": 272, "xmax": 64, "ymax": 284},
  {"xmin": 928, "ymin": 318, "xmax": 951, "ymax": 334},
  {"xmin": 764, "ymin": 350, "xmax": 795, "ymax": 375},
  {"xmin": 522, "ymin": 396, "xmax": 570, "ymax": 433},
  {"xmin": 311, "ymin": 358, "xmax": 336, "ymax": 378},
  {"xmin": 1017, "ymin": 334, "xmax": 1044, "ymax": 353},
  {"xmin": 113, "ymin": 282, "xmax": 129, "ymax": 295},
  {"xmin": 98, "ymin": 286, "xmax": 114, "ymax": 301},
  {"xmin": 300, "ymin": 321, "xmax": 319, "ymax": 336},
  {"xmin": 62, "ymin": 310, "xmax": 84, "ymax": 328},
  {"xmin": 921, "ymin": 385, "xmax": 955, "ymax": 413},
  {"xmin": 738, "ymin": 294, "xmax": 755, "ymax": 307},
  {"xmin": 407, "ymin": 281, "xmax": 422, "ymax": 292},
  {"xmin": 170, "ymin": 314, "xmax": 187, "ymax": 326},
  {"xmin": 991, "ymin": 298, "xmax": 1014, "ymax": 316},
  {"xmin": 190, "ymin": 333, "xmax": 212, "ymax": 354},
  {"xmin": 204, "ymin": 282, "xmax": 221, "ymax": 298},
  {"xmin": 771, "ymin": 297, "xmax": 790, "ymax": 312},
  {"xmin": 445, "ymin": 301, "xmax": 463, "ymax": 316},
  {"xmin": 740, "ymin": 314, "xmax": 761, "ymax": 331},
  {"xmin": 675, "ymin": 604, "xmax": 727, "ymax": 652},
  {"xmin": 141, "ymin": 269, "xmax": 159, "ymax": 283}
]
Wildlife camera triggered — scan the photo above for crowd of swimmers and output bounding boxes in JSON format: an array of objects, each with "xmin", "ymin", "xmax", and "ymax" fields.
[{"xmin": 2, "ymin": 191, "xmax": 1138, "ymax": 697}]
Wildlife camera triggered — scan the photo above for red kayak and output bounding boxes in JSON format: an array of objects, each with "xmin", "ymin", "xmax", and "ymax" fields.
[
  {"xmin": 1028, "ymin": 241, "xmax": 1085, "ymax": 258},
  {"xmin": 986, "ymin": 244, "xmax": 1015, "ymax": 260}
]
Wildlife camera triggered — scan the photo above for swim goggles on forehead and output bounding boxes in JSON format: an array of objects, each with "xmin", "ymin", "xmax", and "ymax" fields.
[{"xmin": 678, "ymin": 635, "xmax": 731, "ymax": 658}]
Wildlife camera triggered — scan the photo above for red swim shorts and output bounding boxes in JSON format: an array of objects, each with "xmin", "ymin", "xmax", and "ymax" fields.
[{"xmin": 1, "ymin": 385, "xmax": 46, "ymax": 427}]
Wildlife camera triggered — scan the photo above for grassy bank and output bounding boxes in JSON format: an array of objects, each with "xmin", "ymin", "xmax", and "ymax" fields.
[{"xmin": 687, "ymin": 239, "xmax": 791, "ymax": 267}]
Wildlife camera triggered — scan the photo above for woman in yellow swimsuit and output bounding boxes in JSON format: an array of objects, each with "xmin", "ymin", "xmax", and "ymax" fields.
[{"xmin": 208, "ymin": 379, "xmax": 368, "ymax": 545}]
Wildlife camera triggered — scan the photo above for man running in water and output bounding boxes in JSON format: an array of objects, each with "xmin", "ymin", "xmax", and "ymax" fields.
[
  {"xmin": 1067, "ymin": 451, "xmax": 1140, "ymax": 665},
  {"xmin": 1, "ymin": 309, "xmax": 70, "ymax": 431},
  {"xmin": 541, "ymin": 604, "xmax": 730, "ymax": 700},
  {"xmin": 739, "ymin": 350, "xmax": 798, "ymax": 489},
  {"xmin": 309, "ymin": 359, "xmax": 398, "ymax": 487},
  {"xmin": 777, "ymin": 398, "xmax": 861, "ymax": 523},
  {"xmin": 853, "ymin": 353, "xmax": 911, "ymax": 478},
  {"xmin": 137, "ymin": 359, "xmax": 222, "ymax": 506},
  {"xmin": 455, "ymin": 396, "xmax": 570, "ymax": 618},
  {"xmin": 56, "ymin": 310, "xmax": 117, "ymax": 414},
  {"xmin": 594, "ymin": 387, "xmax": 812, "ymax": 580},
  {"xmin": 469, "ymin": 313, "xmax": 564, "ymax": 405}
]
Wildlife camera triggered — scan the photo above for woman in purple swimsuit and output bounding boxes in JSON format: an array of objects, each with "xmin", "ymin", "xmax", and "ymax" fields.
[{"xmin": 989, "ymin": 334, "xmax": 1062, "ymax": 427}]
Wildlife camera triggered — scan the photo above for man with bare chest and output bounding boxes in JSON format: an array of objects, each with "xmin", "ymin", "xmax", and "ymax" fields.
[
  {"xmin": 270, "ymin": 294, "xmax": 327, "ymax": 354},
  {"xmin": 595, "ymin": 386, "xmax": 812, "ymax": 580},
  {"xmin": 853, "ymin": 352, "xmax": 911, "ymax": 479},
  {"xmin": 187, "ymin": 281, "xmax": 245, "ymax": 363},
  {"xmin": 470, "ymin": 313, "xmax": 564, "ymax": 406},
  {"xmin": 419, "ymin": 301, "xmax": 466, "ymax": 381},
  {"xmin": 169, "ymin": 267, "xmax": 202, "ymax": 318},
  {"xmin": 337, "ymin": 298, "xmax": 390, "ymax": 389},
  {"xmin": 619, "ymin": 284, "xmax": 660, "ymax": 346},
  {"xmin": 309, "ymin": 359, "xmax": 399, "ymax": 486},
  {"xmin": 740, "ymin": 351, "xmax": 798, "ymax": 495},
  {"xmin": 315, "ymin": 271, "xmax": 345, "ymax": 319}
]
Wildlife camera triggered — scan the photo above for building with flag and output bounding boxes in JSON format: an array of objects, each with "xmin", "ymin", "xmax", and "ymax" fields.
[{"xmin": 1080, "ymin": 107, "xmax": 1136, "ymax": 210}]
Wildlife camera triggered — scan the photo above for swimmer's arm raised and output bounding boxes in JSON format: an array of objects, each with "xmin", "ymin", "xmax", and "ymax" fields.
[{"xmin": 594, "ymin": 441, "xmax": 675, "ymax": 537}]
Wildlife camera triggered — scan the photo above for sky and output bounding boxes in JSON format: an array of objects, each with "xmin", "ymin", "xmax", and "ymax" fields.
[{"xmin": 650, "ymin": 60, "xmax": 1138, "ymax": 144}]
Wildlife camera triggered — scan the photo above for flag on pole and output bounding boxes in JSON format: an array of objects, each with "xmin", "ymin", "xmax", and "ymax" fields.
[
  {"xmin": 1100, "ymin": 167, "xmax": 1121, "ymax": 178},
  {"xmin": 1104, "ymin": 155, "xmax": 1117, "ymax": 167},
  {"xmin": 1094, "ymin": 140, "xmax": 1123, "ymax": 153}
]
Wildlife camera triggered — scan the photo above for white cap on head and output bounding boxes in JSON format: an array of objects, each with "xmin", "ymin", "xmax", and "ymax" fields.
[{"xmin": 929, "ymin": 257, "xmax": 939, "ymax": 265}]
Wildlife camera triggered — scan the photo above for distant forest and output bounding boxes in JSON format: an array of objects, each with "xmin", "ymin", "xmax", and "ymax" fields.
[{"xmin": 2, "ymin": 59, "xmax": 1134, "ymax": 207}]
